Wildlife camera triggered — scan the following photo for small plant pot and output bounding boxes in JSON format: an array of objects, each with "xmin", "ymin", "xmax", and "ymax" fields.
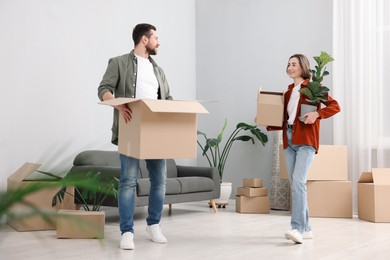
[
  {"xmin": 299, "ymin": 104, "xmax": 317, "ymax": 122},
  {"xmin": 214, "ymin": 182, "xmax": 232, "ymax": 204}
]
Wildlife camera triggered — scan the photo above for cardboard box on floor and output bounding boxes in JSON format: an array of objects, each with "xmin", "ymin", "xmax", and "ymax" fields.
[
  {"xmin": 56, "ymin": 210, "xmax": 105, "ymax": 239},
  {"xmin": 307, "ymin": 180, "xmax": 352, "ymax": 218},
  {"xmin": 279, "ymin": 145, "xmax": 348, "ymax": 180},
  {"xmin": 236, "ymin": 187, "xmax": 268, "ymax": 197},
  {"xmin": 243, "ymin": 178, "xmax": 263, "ymax": 188},
  {"xmin": 7, "ymin": 163, "xmax": 75, "ymax": 231},
  {"xmin": 100, "ymin": 98, "xmax": 208, "ymax": 159},
  {"xmin": 256, "ymin": 91, "xmax": 284, "ymax": 127},
  {"xmin": 236, "ymin": 195, "xmax": 270, "ymax": 214},
  {"xmin": 358, "ymin": 168, "xmax": 390, "ymax": 222}
]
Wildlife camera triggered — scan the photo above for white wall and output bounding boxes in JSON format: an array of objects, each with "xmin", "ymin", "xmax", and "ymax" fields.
[
  {"xmin": 0, "ymin": 0, "xmax": 196, "ymax": 190},
  {"xmin": 195, "ymin": 0, "xmax": 334, "ymax": 194}
]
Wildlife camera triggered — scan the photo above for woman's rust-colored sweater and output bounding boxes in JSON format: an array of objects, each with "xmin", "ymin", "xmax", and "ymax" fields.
[{"xmin": 268, "ymin": 79, "xmax": 340, "ymax": 153}]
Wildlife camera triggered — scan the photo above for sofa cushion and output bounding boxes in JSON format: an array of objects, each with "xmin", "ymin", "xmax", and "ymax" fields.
[
  {"xmin": 177, "ymin": 177, "xmax": 214, "ymax": 194},
  {"xmin": 137, "ymin": 178, "xmax": 181, "ymax": 196},
  {"xmin": 136, "ymin": 176, "xmax": 213, "ymax": 196}
]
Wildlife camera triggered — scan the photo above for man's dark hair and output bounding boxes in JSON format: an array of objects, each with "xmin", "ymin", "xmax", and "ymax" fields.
[{"xmin": 132, "ymin": 23, "xmax": 156, "ymax": 46}]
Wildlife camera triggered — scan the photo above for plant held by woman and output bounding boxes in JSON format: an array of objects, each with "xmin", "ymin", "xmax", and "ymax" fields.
[{"xmin": 299, "ymin": 51, "xmax": 334, "ymax": 105}]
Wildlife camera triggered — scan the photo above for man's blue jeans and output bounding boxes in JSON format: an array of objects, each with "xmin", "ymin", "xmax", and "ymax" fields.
[
  {"xmin": 284, "ymin": 127, "xmax": 315, "ymax": 233},
  {"xmin": 118, "ymin": 154, "xmax": 167, "ymax": 234}
]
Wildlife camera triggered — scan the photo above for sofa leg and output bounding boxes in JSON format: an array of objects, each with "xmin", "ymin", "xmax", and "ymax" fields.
[
  {"xmin": 209, "ymin": 200, "xmax": 217, "ymax": 213},
  {"xmin": 168, "ymin": 204, "xmax": 172, "ymax": 214}
]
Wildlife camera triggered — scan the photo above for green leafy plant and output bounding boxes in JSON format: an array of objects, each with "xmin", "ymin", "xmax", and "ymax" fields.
[
  {"xmin": 50, "ymin": 171, "xmax": 119, "ymax": 212},
  {"xmin": 299, "ymin": 51, "xmax": 334, "ymax": 105},
  {"xmin": 197, "ymin": 119, "xmax": 268, "ymax": 181}
]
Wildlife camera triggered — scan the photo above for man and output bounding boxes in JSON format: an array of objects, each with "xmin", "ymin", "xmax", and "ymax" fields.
[{"xmin": 98, "ymin": 23, "xmax": 172, "ymax": 250}]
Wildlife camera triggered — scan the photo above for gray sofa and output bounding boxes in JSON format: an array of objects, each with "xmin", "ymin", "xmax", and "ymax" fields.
[{"xmin": 67, "ymin": 150, "xmax": 220, "ymax": 210}]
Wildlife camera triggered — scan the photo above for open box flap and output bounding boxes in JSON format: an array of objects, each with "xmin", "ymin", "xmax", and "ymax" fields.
[
  {"xmin": 100, "ymin": 98, "xmax": 208, "ymax": 114},
  {"xmin": 372, "ymin": 168, "xmax": 390, "ymax": 185},
  {"xmin": 99, "ymin": 97, "xmax": 137, "ymax": 106},
  {"xmin": 142, "ymin": 99, "xmax": 208, "ymax": 114},
  {"xmin": 358, "ymin": 172, "xmax": 373, "ymax": 183},
  {"xmin": 8, "ymin": 162, "xmax": 41, "ymax": 182}
]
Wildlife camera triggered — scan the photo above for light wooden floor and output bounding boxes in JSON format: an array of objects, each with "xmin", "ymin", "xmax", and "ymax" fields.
[{"xmin": 1, "ymin": 200, "xmax": 390, "ymax": 260}]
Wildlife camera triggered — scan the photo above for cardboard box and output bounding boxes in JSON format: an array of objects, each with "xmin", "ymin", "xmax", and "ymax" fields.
[
  {"xmin": 100, "ymin": 98, "xmax": 208, "ymax": 159},
  {"xmin": 307, "ymin": 181, "xmax": 352, "ymax": 218},
  {"xmin": 256, "ymin": 91, "xmax": 284, "ymax": 127},
  {"xmin": 236, "ymin": 195, "xmax": 270, "ymax": 213},
  {"xmin": 279, "ymin": 145, "xmax": 348, "ymax": 180},
  {"xmin": 243, "ymin": 178, "xmax": 263, "ymax": 188},
  {"xmin": 236, "ymin": 187, "xmax": 268, "ymax": 197},
  {"xmin": 358, "ymin": 169, "xmax": 390, "ymax": 222},
  {"xmin": 56, "ymin": 210, "xmax": 105, "ymax": 239},
  {"xmin": 7, "ymin": 163, "xmax": 75, "ymax": 231}
]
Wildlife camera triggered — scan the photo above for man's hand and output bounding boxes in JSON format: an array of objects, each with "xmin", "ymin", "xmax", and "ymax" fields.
[
  {"xmin": 303, "ymin": 111, "xmax": 320, "ymax": 124},
  {"xmin": 115, "ymin": 104, "xmax": 132, "ymax": 123},
  {"xmin": 102, "ymin": 92, "xmax": 132, "ymax": 123}
]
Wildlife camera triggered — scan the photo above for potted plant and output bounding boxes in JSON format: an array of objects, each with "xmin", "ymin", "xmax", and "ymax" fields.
[
  {"xmin": 49, "ymin": 170, "xmax": 119, "ymax": 239},
  {"xmin": 298, "ymin": 51, "xmax": 334, "ymax": 122},
  {"xmin": 197, "ymin": 119, "xmax": 268, "ymax": 206}
]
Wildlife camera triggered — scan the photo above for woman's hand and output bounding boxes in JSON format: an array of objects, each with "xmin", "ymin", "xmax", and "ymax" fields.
[{"xmin": 303, "ymin": 111, "xmax": 320, "ymax": 124}]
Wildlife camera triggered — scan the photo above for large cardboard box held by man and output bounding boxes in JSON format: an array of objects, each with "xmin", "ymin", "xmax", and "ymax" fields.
[
  {"xmin": 256, "ymin": 91, "xmax": 284, "ymax": 127},
  {"xmin": 100, "ymin": 98, "xmax": 208, "ymax": 159},
  {"xmin": 307, "ymin": 181, "xmax": 352, "ymax": 218},
  {"xmin": 279, "ymin": 145, "xmax": 348, "ymax": 181},
  {"xmin": 358, "ymin": 168, "xmax": 390, "ymax": 222},
  {"xmin": 7, "ymin": 163, "xmax": 74, "ymax": 231}
]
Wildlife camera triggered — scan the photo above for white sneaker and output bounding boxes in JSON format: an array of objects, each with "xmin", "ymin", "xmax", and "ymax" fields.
[
  {"xmin": 146, "ymin": 224, "xmax": 167, "ymax": 244},
  {"xmin": 285, "ymin": 230, "xmax": 313, "ymax": 239},
  {"xmin": 120, "ymin": 232, "xmax": 135, "ymax": 250},
  {"xmin": 302, "ymin": 230, "xmax": 314, "ymax": 239},
  {"xmin": 285, "ymin": 229, "xmax": 303, "ymax": 244}
]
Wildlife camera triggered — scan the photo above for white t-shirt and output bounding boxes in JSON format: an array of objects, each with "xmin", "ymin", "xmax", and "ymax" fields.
[
  {"xmin": 287, "ymin": 81, "xmax": 304, "ymax": 125},
  {"xmin": 135, "ymin": 54, "xmax": 159, "ymax": 99}
]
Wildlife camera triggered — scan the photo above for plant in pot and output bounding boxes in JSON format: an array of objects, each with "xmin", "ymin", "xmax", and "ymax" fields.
[
  {"xmin": 197, "ymin": 119, "xmax": 268, "ymax": 207},
  {"xmin": 298, "ymin": 51, "xmax": 334, "ymax": 122},
  {"xmin": 48, "ymin": 170, "xmax": 119, "ymax": 239}
]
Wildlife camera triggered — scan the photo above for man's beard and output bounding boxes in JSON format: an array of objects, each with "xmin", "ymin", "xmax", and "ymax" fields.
[{"xmin": 146, "ymin": 45, "xmax": 157, "ymax": 56}]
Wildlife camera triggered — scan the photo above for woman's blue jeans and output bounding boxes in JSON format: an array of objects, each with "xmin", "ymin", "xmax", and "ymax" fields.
[
  {"xmin": 118, "ymin": 154, "xmax": 167, "ymax": 234},
  {"xmin": 284, "ymin": 127, "xmax": 315, "ymax": 233}
]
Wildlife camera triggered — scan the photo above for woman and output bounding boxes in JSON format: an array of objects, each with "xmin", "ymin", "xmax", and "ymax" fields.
[{"xmin": 268, "ymin": 54, "xmax": 340, "ymax": 244}]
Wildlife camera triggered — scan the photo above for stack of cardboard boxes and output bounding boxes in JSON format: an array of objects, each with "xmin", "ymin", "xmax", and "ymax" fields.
[
  {"xmin": 280, "ymin": 145, "xmax": 352, "ymax": 218},
  {"xmin": 236, "ymin": 178, "xmax": 270, "ymax": 214}
]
